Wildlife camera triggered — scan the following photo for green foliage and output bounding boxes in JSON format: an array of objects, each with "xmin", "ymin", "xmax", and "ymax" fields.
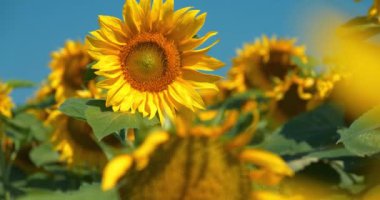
[
  {"xmin": 1, "ymin": 113, "xmax": 51, "ymax": 149},
  {"xmin": 255, "ymin": 132, "xmax": 313, "ymax": 156},
  {"xmin": 6, "ymin": 80, "xmax": 35, "ymax": 88},
  {"xmin": 18, "ymin": 184, "xmax": 119, "ymax": 200},
  {"xmin": 338, "ymin": 105, "xmax": 380, "ymax": 156},
  {"xmin": 29, "ymin": 143, "xmax": 60, "ymax": 167},
  {"xmin": 85, "ymin": 100, "xmax": 159, "ymax": 140},
  {"xmin": 59, "ymin": 98, "xmax": 91, "ymax": 121},
  {"xmin": 59, "ymin": 98, "xmax": 159, "ymax": 140},
  {"xmin": 281, "ymin": 103, "xmax": 344, "ymax": 148}
]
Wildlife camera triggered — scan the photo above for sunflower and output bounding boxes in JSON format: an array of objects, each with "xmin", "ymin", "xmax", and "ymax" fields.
[
  {"xmin": 227, "ymin": 36, "xmax": 339, "ymax": 124},
  {"xmin": 228, "ymin": 35, "xmax": 306, "ymax": 93},
  {"xmin": 0, "ymin": 82, "xmax": 14, "ymax": 154},
  {"xmin": 47, "ymin": 110, "xmax": 107, "ymax": 169},
  {"xmin": 86, "ymin": 0, "xmax": 224, "ymax": 124},
  {"xmin": 0, "ymin": 82, "xmax": 14, "ymax": 118},
  {"xmin": 49, "ymin": 40, "xmax": 93, "ymax": 104},
  {"xmin": 265, "ymin": 74, "xmax": 339, "ymax": 124},
  {"xmin": 101, "ymin": 110, "xmax": 293, "ymax": 200}
]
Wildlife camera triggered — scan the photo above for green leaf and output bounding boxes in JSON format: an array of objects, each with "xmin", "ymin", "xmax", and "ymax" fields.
[
  {"xmin": 18, "ymin": 184, "xmax": 119, "ymax": 200},
  {"xmin": 29, "ymin": 143, "xmax": 60, "ymax": 167},
  {"xmin": 15, "ymin": 113, "xmax": 51, "ymax": 142},
  {"xmin": 330, "ymin": 161, "xmax": 365, "ymax": 194},
  {"xmin": 306, "ymin": 148, "xmax": 356, "ymax": 159},
  {"xmin": 338, "ymin": 105, "xmax": 380, "ymax": 156},
  {"xmin": 281, "ymin": 103, "xmax": 344, "ymax": 148},
  {"xmin": 6, "ymin": 80, "xmax": 35, "ymax": 88},
  {"xmin": 255, "ymin": 132, "xmax": 313, "ymax": 156},
  {"xmin": 59, "ymin": 98, "xmax": 91, "ymax": 121},
  {"xmin": 287, "ymin": 148, "xmax": 357, "ymax": 172},
  {"xmin": 85, "ymin": 100, "xmax": 159, "ymax": 140},
  {"xmin": 2, "ymin": 113, "xmax": 51, "ymax": 149}
]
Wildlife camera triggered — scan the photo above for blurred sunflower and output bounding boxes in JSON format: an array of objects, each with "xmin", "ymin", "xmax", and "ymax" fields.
[
  {"xmin": 101, "ymin": 110, "xmax": 294, "ymax": 200},
  {"xmin": 0, "ymin": 82, "xmax": 14, "ymax": 118},
  {"xmin": 86, "ymin": 0, "xmax": 224, "ymax": 124},
  {"xmin": 47, "ymin": 110, "xmax": 107, "ymax": 169},
  {"xmin": 49, "ymin": 40, "xmax": 93, "ymax": 104},
  {"xmin": 0, "ymin": 82, "xmax": 14, "ymax": 153},
  {"xmin": 227, "ymin": 35, "xmax": 306, "ymax": 93},
  {"xmin": 226, "ymin": 36, "xmax": 339, "ymax": 124}
]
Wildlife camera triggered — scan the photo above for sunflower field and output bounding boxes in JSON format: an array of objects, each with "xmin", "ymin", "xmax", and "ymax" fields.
[{"xmin": 2, "ymin": 0, "xmax": 380, "ymax": 199}]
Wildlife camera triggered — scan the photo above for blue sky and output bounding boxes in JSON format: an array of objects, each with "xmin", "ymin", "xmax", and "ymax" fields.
[{"xmin": 0, "ymin": 0, "xmax": 370, "ymax": 104}]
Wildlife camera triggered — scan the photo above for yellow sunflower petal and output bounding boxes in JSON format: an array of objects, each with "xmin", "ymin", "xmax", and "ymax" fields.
[
  {"xmin": 123, "ymin": 0, "xmax": 143, "ymax": 34},
  {"xmin": 146, "ymin": 93, "xmax": 158, "ymax": 119},
  {"xmin": 98, "ymin": 15, "xmax": 129, "ymax": 45},
  {"xmin": 167, "ymin": 10, "xmax": 205, "ymax": 42},
  {"xmin": 105, "ymin": 77, "xmax": 126, "ymax": 106},
  {"xmin": 183, "ymin": 40, "xmax": 219, "ymax": 57},
  {"xmin": 109, "ymin": 84, "xmax": 131, "ymax": 107},
  {"xmin": 239, "ymin": 149, "xmax": 294, "ymax": 176},
  {"xmin": 183, "ymin": 54, "xmax": 224, "ymax": 71},
  {"xmin": 138, "ymin": 93, "xmax": 149, "ymax": 117},
  {"xmin": 133, "ymin": 130, "xmax": 169, "ymax": 170},
  {"xmin": 102, "ymin": 154, "xmax": 133, "ymax": 191},
  {"xmin": 251, "ymin": 191, "xmax": 304, "ymax": 200},
  {"xmin": 182, "ymin": 69, "xmax": 221, "ymax": 90},
  {"xmin": 179, "ymin": 31, "xmax": 218, "ymax": 51},
  {"xmin": 86, "ymin": 34, "xmax": 120, "ymax": 60},
  {"xmin": 92, "ymin": 55, "xmax": 120, "ymax": 70},
  {"xmin": 159, "ymin": 92, "xmax": 175, "ymax": 120},
  {"xmin": 95, "ymin": 68, "xmax": 123, "ymax": 79},
  {"xmin": 151, "ymin": 0, "xmax": 163, "ymax": 30}
]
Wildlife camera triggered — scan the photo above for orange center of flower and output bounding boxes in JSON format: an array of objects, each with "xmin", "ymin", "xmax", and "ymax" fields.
[{"xmin": 120, "ymin": 33, "xmax": 181, "ymax": 92}]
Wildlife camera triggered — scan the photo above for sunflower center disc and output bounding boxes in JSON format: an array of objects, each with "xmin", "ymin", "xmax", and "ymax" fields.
[
  {"xmin": 125, "ymin": 43, "xmax": 166, "ymax": 82},
  {"xmin": 120, "ymin": 33, "xmax": 181, "ymax": 92}
]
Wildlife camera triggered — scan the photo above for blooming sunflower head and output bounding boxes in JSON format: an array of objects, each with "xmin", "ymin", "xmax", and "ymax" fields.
[
  {"xmin": 230, "ymin": 35, "xmax": 306, "ymax": 92},
  {"xmin": 86, "ymin": 0, "xmax": 224, "ymax": 124},
  {"xmin": 0, "ymin": 82, "xmax": 14, "ymax": 118},
  {"xmin": 49, "ymin": 40, "xmax": 93, "ymax": 103}
]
